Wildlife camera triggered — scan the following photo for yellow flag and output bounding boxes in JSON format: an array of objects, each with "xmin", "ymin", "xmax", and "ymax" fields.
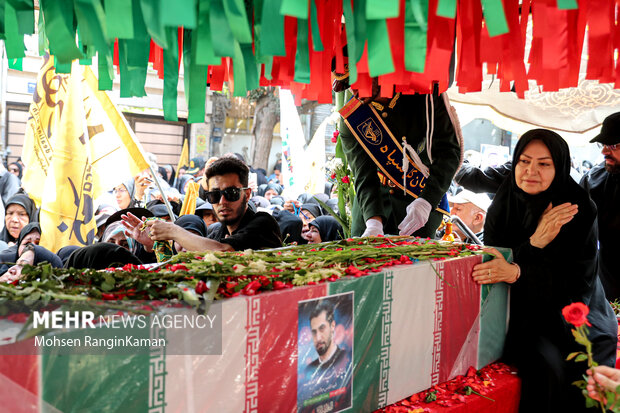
[
  {"xmin": 176, "ymin": 138, "xmax": 189, "ymax": 173},
  {"xmin": 22, "ymin": 56, "xmax": 96, "ymax": 251},
  {"xmin": 179, "ymin": 181, "xmax": 199, "ymax": 216},
  {"xmin": 22, "ymin": 56, "xmax": 151, "ymax": 252},
  {"xmin": 82, "ymin": 66, "xmax": 151, "ymax": 181}
]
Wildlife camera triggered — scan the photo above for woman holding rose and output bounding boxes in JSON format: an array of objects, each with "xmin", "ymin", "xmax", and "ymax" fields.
[{"xmin": 471, "ymin": 129, "xmax": 617, "ymax": 412}]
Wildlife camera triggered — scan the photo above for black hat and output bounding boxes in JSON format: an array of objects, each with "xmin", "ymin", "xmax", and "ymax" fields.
[{"xmin": 590, "ymin": 112, "xmax": 620, "ymax": 145}]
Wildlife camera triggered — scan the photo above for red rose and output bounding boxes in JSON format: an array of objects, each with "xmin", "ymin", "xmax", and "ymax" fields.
[
  {"xmin": 330, "ymin": 173, "xmax": 336, "ymax": 180},
  {"xmin": 562, "ymin": 302, "xmax": 591, "ymax": 327},
  {"xmin": 332, "ymin": 130, "xmax": 339, "ymax": 138},
  {"xmin": 331, "ymin": 136, "xmax": 338, "ymax": 143},
  {"xmin": 273, "ymin": 281, "xmax": 286, "ymax": 290},
  {"xmin": 169, "ymin": 263, "xmax": 189, "ymax": 272},
  {"xmin": 195, "ymin": 280, "xmax": 209, "ymax": 295},
  {"xmin": 341, "ymin": 175, "xmax": 350, "ymax": 184}
]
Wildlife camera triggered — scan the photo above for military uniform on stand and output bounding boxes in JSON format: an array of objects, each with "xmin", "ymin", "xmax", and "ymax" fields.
[{"xmin": 339, "ymin": 92, "xmax": 461, "ymax": 238}]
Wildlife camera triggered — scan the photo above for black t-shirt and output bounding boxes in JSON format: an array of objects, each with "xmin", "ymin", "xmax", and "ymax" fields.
[{"xmin": 207, "ymin": 207, "xmax": 282, "ymax": 250}]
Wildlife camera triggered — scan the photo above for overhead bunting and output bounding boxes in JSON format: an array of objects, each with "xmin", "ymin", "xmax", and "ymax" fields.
[{"xmin": 4, "ymin": 0, "xmax": 619, "ymax": 121}]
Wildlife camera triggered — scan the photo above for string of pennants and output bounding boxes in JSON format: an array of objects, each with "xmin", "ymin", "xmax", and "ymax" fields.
[{"xmin": 2, "ymin": 0, "xmax": 618, "ymax": 123}]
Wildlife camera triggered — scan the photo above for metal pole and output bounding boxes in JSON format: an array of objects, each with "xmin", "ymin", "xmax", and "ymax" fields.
[
  {"xmin": 450, "ymin": 215, "xmax": 482, "ymax": 245},
  {"xmin": 148, "ymin": 164, "xmax": 177, "ymax": 223}
]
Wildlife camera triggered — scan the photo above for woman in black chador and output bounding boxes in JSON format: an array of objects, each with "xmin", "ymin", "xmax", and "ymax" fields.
[{"xmin": 471, "ymin": 129, "xmax": 617, "ymax": 412}]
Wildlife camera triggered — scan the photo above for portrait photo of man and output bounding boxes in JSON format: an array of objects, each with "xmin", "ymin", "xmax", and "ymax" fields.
[{"xmin": 297, "ymin": 294, "xmax": 353, "ymax": 413}]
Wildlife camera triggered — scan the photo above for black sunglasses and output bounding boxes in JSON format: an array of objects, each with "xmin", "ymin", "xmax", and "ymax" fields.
[{"xmin": 205, "ymin": 187, "xmax": 249, "ymax": 204}]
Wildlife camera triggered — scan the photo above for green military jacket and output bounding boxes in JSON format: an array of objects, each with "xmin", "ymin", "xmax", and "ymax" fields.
[{"xmin": 339, "ymin": 93, "xmax": 461, "ymax": 237}]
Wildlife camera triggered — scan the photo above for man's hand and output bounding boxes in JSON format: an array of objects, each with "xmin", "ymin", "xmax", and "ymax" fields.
[
  {"xmin": 529, "ymin": 202, "xmax": 578, "ymax": 249},
  {"xmin": 361, "ymin": 217, "xmax": 384, "ymax": 237},
  {"xmin": 121, "ymin": 212, "xmax": 154, "ymax": 251},
  {"xmin": 146, "ymin": 220, "xmax": 180, "ymax": 241},
  {"xmin": 398, "ymin": 198, "xmax": 432, "ymax": 236}
]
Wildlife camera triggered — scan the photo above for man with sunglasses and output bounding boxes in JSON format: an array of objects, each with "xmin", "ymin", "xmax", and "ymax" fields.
[
  {"xmin": 123, "ymin": 157, "xmax": 282, "ymax": 252},
  {"xmin": 580, "ymin": 112, "xmax": 620, "ymax": 299}
]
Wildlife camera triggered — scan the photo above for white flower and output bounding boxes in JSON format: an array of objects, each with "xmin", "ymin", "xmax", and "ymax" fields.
[
  {"xmin": 248, "ymin": 260, "xmax": 268, "ymax": 273},
  {"xmin": 202, "ymin": 252, "xmax": 224, "ymax": 268},
  {"xmin": 232, "ymin": 264, "xmax": 246, "ymax": 273},
  {"xmin": 326, "ymin": 111, "xmax": 342, "ymax": 125},
  {"xmin": 326, "ymin": 157, "xmax": 344, "ymax": 171}
]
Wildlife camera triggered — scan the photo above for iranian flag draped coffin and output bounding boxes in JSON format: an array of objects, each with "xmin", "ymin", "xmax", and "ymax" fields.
[{"xmin": 0, "ymin": 255, "xmax": 509, "ymax": 412}]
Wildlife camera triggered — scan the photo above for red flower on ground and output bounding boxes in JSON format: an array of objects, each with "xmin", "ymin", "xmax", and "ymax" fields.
[{"xmin": 562, "ymin": 302, "xmax": 591, "ymax": 327}]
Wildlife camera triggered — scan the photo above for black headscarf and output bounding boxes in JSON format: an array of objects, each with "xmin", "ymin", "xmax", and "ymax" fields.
[
  {"xmin": 309, "ymin": 216, "xmax": 344, "ymax": 242},
  {"xmin": 122, "ymin": 178, "xmax": 136, "ymax": 199},
  {"xmin": 64, "ymin": 243, "xmax": 143, "ymax": 270},
  {"xmin": 57, "ymin": 245, "xmax": 81, "ymax": 266},
  {"xmin": 325, "ymin": 198, "xmax": 339, "ymax": 214},
  {"xmin": 273, "ymin": 209, "xmax": 305, "ymax": 245},
  {"xmin": 157, "ymin": 166, "xmax": 167, "ymax": 182},
  {"xmin": 0, "ymin": 223, "xmax": 42, "ymax": 271},
  {"xmin": 485, "ymin": 129, "xmax": 617, "ymax": 404},
  {"xmin": 301, "ymin": 204, "xmax": 322, "ymax": 219},
  {"xmin": 175, "ymin": 174, "xmax": 194, "ymax": 194},
  {"xmin": 269, "ymin": 196, "xmax": 285, "ymax": 207},
  {"xmin": 8, "ymin": 162, "xmax": 22, "ymax": 179},
  {"xmin": 250, "ymin": 196, "xmax": 270, "ymax": 209},
  {"xmin": 174, "ymin": 215, "xmax": 207, "ymax": 237},
  {"xmin": 166, "ymin": 165, "xmax": 176, "ymax": 186},
  {"xmin": 324, "ymin": 182, "xmax": 334, "ymax": 196},
  {"xmin": 17, "ymin": 222, "xmax": 40, "ymax": 248},
  {"xmin": 486, "ymin": 129, "xmax": 576, "ymax": 249},
  {"xmin": 148, "ymin": 204, "xmax": 177, "ymax": 220},
  {"xmin": 0, "ymin": 193, "xmax": 38, "ymax": 243},
  {"xmin": 257, "ymin": 184, "xmax": 268, "ymax": 197},
  {"xmin": 297, "ymin": 193, "xmax": 314, "ymax": 204},
  {"xmin": 265, "ymin": 183, "xmax": 283, "ymax": 195},
  {"xmin": 0, "ymin": 224, "xmax": 62, "ymax": 275}
]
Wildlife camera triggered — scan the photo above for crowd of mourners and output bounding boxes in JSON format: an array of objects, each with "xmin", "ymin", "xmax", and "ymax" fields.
[{"xmin": 0, "ymin": 152, "xmax": 347, "ymax": 281}]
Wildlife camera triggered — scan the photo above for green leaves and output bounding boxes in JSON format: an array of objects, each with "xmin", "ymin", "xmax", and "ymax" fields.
[
  {"xmin": 574, "ymin": 354, "xmax": 588, "ymax": 363},
  {"xmin": 24, "ymin": 291, "xmax": 40, "ymax": 306},
  {"xmin": 100, "ymin": 273, "xmax": 116, "ymax": 292},
  {"xmin": 424, "ymin": 390, "xmax": 437, "ymax": 402}
]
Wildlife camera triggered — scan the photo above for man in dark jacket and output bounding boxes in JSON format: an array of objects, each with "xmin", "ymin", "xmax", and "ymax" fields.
[{"xmin": 580, "ymin": 112, "xmax": 620, "ymax": 300}]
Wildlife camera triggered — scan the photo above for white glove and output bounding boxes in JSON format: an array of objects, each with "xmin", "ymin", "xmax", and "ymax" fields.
[
  {"xmin": 361, "ymin": 218, "xmax": 384, "ymax": 237},
  {"xmin": 398, "ymin": 198, "xmax": 432, "ymax": 236}
]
